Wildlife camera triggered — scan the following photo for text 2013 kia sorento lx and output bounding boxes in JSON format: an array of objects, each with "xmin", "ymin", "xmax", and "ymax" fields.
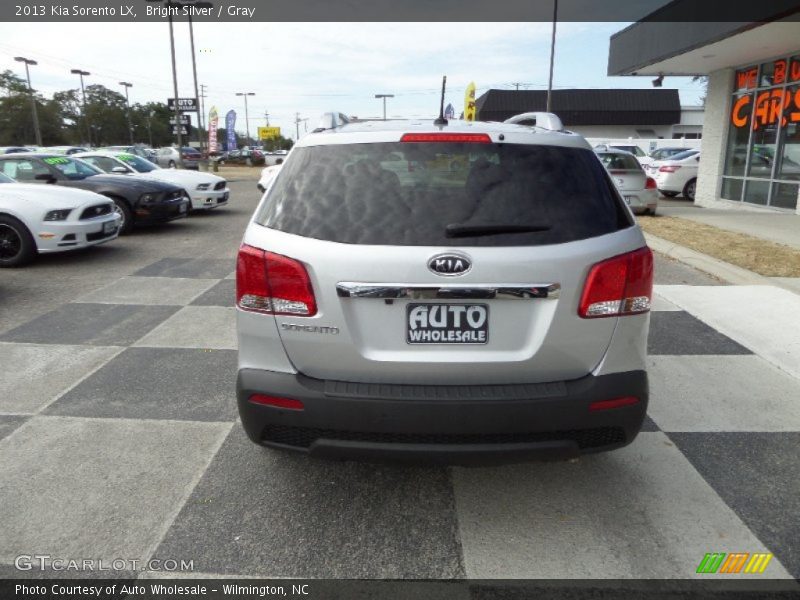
[{"xmin": 235, "ymin": 112, "xmax": 653, "ymax": 465}]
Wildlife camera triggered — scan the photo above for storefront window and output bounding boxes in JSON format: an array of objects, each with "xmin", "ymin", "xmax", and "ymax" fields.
[
  {"xmin": 724, "ymin": 54, "xmax": 800, "ymax": 210},
  {"xmin": 724, "ymin": 92, "xmax": 752, "ymax": 176},
  {"xmin": 743, "ymin": 180, "xmax": 770, "ymax": 205},
  {"xmin": 721, "ymin": 177, "xmax": 743, "ymax": 201},
  {"xmin": 771, "ymin": 182, "xmax": 800, "ymax": 209}
]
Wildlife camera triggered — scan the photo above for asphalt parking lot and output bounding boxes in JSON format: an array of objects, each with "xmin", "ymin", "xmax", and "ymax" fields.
[{"xmin": 1, "ymin": 179, "xmax": 799, "ymax": 582}]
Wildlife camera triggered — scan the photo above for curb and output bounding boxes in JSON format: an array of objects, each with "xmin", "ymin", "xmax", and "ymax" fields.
[{"xmin": 644, "ymin": 232, "xmax": 798, "ymax": 294}]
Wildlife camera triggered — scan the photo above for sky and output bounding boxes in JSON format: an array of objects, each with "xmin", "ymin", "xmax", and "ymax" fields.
[{"xmin": 0, "ymin": 22, "xmax": 706, "ymax": 141}]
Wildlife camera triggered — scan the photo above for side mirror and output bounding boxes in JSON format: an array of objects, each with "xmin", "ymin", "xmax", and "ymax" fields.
[
  {"xmin": 35, "ymin": 173, "xmax": 56, "ymax": 184},
  {"xmin": 111, "ymin": 166, "xmax": 129, "ymax": 174}
]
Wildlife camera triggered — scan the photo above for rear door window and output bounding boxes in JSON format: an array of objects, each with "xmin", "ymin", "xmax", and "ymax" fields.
[
  {"xmin": 598, "ymin": 153, "xmax": 642, "ymax": 171},
  {"xmin": 257, "ymin": 142, "xmax": 630, "ymax": 246}
]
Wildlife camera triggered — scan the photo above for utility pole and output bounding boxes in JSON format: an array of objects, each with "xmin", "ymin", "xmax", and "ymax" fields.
[
  {"xmin": 546, "ymin": 0, "xmax": 558, "ymax": 113},
  {"xmin": 375, "ymin": 94, "xmax": 394, "ymax": 120},
  {"xmin": 188, "ymin": 15, "xmax": 204, "ymax": 154},
  {"xmin": 236, "ymin": 92, "xmax": 255, "ymax": 146},
  {"xmin": 295, "ymin": 113, "xmax": 300, "ymax": 140},
  {"xmin": 14, "ymin": 57, "xmax": 42, "ymax": 146},
  {"xmin": 119, "ymin": 82, "xmax": 134, "ymax": 145},
  {"xmin": 167, "ymin": 8, "xmax": 183, "ymax": 167},
  {"xmin": 264, "ymin": 111, "xmax": 270, "ymax": 126},
  {"xmin": 70, "ymin": 68, "xmax": 91, "ymax": 146}
]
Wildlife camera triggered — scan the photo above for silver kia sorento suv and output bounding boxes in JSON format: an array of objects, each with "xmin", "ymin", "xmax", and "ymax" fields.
[{"xmin": 236, "ymin": 112, "xmax": 653, "ymax": 465}]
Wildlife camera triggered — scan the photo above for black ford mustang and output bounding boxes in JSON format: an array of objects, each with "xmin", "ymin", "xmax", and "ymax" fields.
[{"xmin": 0, "ymin": 153, "xmax": 190, "ymax": 234}]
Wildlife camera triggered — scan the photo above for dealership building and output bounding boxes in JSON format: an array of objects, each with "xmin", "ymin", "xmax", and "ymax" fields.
[{"xmin": 609, "ymin": 5, "xmax": 800, "ymax": 213}]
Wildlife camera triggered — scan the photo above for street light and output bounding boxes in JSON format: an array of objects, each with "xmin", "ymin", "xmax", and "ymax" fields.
[
  {"xmin": 14, "ymin": 57, "xmax": 42, "ymax": 147},
  {"xmin": 70, "ymin": 68, "xmax": 91, "ymax": 146},
  {"xmin": 375, "ymin": 94, "xmax": 394, "ymax": 120},
  {"xmin": 235, "ymin": 92, "xmax": 255, "ymax": 146},
  {"xmin": 119, "ymin": 82, "xmax": 134, "ymax": 145}
]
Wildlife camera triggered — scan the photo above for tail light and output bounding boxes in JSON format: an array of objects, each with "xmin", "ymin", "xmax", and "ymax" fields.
[
  {"xmin": 579, "ymin": 247, "xmax": 653, "ymax": 318},
  {"xmin": 589, "ymin": 396, "xmax": 639, "ymax": 412},
  {"xmin": 249, "ymin": 394, "xmax": 304, "ymax": 410},
  {"xmin": 401, "ymin": 133, "xmax": 491, "ymax": 143},
  {"xmin": 236, "ymin": 244, "xmax": 317, "ymax": 316},
  {"xmin": 659, "ymin": 165, "xmax": 680, "ymax": 173},
  {"xmin": 645, "ymin": 177, "xmax": 657, "ymax": 189}
]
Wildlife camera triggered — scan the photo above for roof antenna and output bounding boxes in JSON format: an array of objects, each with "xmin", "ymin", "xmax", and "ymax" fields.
[{"xmin": 433, "ymin": 75, "xmax": 448, "ymax": 126}]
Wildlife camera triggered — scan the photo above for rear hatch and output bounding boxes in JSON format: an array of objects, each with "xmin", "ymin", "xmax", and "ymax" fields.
[{"xmin": 245, "ymin": 137, "xmax": 639, "ymax": 385}]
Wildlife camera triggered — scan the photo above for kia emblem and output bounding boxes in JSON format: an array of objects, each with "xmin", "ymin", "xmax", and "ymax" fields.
[{"xmin": 428, "ymin": 253, "xmax": 472, "ymax": 277}]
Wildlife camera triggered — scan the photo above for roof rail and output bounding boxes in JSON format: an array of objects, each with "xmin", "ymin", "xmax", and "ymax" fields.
[
  {"xmin": 503, "ymin": 112, "xmax": 564, "ymax": 132},
  {"xmin": 313, "ymin": 112, "xmax": 351, "ymax": 133}
]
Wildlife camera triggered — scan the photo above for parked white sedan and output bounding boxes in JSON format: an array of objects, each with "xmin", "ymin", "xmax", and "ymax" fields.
[
  {"xmin": 596, "ymin": 149, "xmax": 659, "ymax": 215},
  {"xmin": 74, "ymin": 151, "xmax": 230, "ymax": 211},
  {"xmin": 257, "ymin": 164, "xmax": 282, "ymax": 193},
  {"xmin": 0, "ymin": 172, "xmax": 121, "ymax": 267},
  {"xmin": 647, "ymin": 149, "xmax": 700, "ymax": 200}
]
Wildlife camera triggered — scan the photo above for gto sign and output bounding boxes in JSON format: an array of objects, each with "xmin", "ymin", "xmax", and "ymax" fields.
[{"xmin": 731, "ymin": 58, "xmax": 800, "ymax": 130}]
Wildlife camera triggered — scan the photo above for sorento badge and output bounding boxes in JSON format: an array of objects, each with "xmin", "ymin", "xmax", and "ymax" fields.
[{"xmin": 427, "ymin": 253, "xmax": 472, "ymax": 276}]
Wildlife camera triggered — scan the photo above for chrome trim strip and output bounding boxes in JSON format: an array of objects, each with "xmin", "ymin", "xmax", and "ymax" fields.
[{"xmin": 336, "ymin": 283, "xmax": 560, "ymax": 300}]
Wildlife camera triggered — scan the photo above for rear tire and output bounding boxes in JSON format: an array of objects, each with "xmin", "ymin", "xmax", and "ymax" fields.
[
  {"xmin": 108, "ymin": 196, "xmax": 134, "ymax": 235},
  {"xmin": 661, "ymin": 191, "xmax": 678, "ymax": 198},
  {"xmin": 683, "ymin": 178, "xmax": 697, "ymax": 201},
  {"xmin": 0, "ymin": 215, "xmax": 36, "ymax": 267},
  {"xmin": 168, "ymin": 160, "xmax": 176, "ymax": 168}
]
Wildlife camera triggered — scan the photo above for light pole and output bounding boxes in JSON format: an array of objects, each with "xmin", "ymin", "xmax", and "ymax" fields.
[
  {"xmin": 119, "ymin": 81, "xmax": 134, "ymax": 145},
  {"xmin": 188, "ymin": 15, "xmax": 205, "ymax": 154},
  {"xmin": 147, "ymin": 110, "xmax": 155, "ymax": 147},
  {"xmin": 15, "ymin": 57, "xmax": 42, "ymax": 146},
  {"xmin": 235, "ymin": 92, "xmax": 255, "ymax": 146},
  {"xmin": 546, "ymin": 0, "xmax": 558, "ymax": 113},
  {"xmin": 167, "ymin": 9, "xmax": 183, "ymax": 167},
  {"xmin": 70, "ymin": 68, "xmax": 91, "ymax": 146},
  {"xmin": 375, "ymin": 94, "xmax": 394, "ymax": 120}
]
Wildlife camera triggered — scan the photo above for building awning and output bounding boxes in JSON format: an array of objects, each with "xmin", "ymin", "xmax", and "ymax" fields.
[
  {"xmin": 608, "ymin": 1, "xmax": 800, "ymax": 76},
  {"xmin": 475, "ymin": 88, "xmax": 681, "ymax": 126}
]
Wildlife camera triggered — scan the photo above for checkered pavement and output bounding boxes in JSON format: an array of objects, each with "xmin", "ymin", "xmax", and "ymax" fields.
[{"xmin": 1, "ymin": 257, "xmax": 799, "ymax": 580}]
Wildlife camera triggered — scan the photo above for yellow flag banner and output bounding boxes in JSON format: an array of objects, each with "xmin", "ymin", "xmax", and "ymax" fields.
[{"xmin": 464, "ymin": 82, "xmax": 477, "ymax": 121}]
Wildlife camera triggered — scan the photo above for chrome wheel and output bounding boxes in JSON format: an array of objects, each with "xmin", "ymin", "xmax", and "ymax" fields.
[
  {"xmin": 113, "ymin": 203, "xmax": 127, "ymax": 231},
  {"xmin": 0, "ymin": 223, "xmax": 22, "ymax": 261}
]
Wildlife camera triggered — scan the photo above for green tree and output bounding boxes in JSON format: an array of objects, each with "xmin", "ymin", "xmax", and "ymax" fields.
[{"xmin": 0, "ymin": 70, "xmax": 67, "ymax": 146}]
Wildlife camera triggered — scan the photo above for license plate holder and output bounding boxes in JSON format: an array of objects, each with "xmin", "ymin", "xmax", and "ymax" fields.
[{"xmin": 406, "ymin": 303, "xmax": 489, "ymax": 345}]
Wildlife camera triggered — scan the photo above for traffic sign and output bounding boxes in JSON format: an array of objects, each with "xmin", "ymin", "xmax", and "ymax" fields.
[
  {"xmin": 168, "ymin": 98, "xmax": 198, "ymax": 112},
  {"xmin": 169, "ymin": 114, "xmax": 191, "ymax": 125}
]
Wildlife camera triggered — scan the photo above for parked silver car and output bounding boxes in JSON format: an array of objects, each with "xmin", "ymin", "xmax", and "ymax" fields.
[
  {"xmin": 236, "ymin": 112, "xmax": 653, "ymax": 464},
  {"xmin": 597, "ymin": 149, "xmax": 659, "ymax": 215},
  {"xmin": 154, "ymin": 146, "xmax": 201, "ymax": 170}
]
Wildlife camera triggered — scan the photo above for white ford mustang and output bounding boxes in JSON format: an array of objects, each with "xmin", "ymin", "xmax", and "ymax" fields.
[
  {"xmin": 0, "ymin": 172, "xmax": 121, "ymax": 267},
  {"xmin": 74, "ymin": 151, "xmax": 230, "ymax": 211}
]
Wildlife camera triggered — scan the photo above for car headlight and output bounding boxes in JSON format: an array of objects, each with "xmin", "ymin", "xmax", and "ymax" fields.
[
  {"xmin": 44, "ymin": 209, "xmax": 72, "ymax": 221},
  {"xmin": 196, "ymin": 183, "xmax": 210, "ymax": 191},
  {"xmin": 140, "ymin": 193, "xmax": 158, "ymax": 204}
]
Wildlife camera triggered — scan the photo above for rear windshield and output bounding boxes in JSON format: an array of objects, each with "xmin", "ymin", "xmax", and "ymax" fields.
[
  {"xmin": 256, "ymin": 142, "xmax": 629, "ymax": 246},
  {"xmin": 669, "ymin": 150, "xmax": 699, "ymax": 161},
  {"xmin": 597, "ymin": 152, "xmax": 642, "ymax": 171}
]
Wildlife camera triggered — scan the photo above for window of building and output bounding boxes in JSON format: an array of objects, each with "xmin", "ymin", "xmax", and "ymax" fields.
[{"xmin": 722, "ymin": 54, "xmax": 800, "ymax": 210}]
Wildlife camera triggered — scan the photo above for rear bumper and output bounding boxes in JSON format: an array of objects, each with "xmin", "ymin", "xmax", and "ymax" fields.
[{"xmin": 237, "ymin": 369, "xmax": 648, "ymax": 465}]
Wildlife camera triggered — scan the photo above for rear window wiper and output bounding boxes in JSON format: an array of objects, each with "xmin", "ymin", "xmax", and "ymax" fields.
[{"xmin": 445, "ymin": 221, "xmax": 552, "ymax": 238}]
